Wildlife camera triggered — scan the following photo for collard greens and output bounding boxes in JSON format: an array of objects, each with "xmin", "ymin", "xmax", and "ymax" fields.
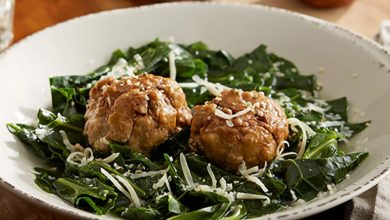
[{"xmin": 7, "ymin": 39, "xmax": 369, "ymax": 219}]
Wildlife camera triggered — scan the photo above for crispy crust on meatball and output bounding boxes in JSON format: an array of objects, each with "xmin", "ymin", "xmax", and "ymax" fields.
[
  {"xmin": 190, "ymin": 89, "xmax": 288, "ymax": 171},
  {"xmin": 84, "ymin": 74, "xmax": 192, "ymax": 155}
]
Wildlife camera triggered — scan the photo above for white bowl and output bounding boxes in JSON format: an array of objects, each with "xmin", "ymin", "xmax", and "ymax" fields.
[{"xmin": 0, "ymin": 2, "xmax": 389, "ymax": 219}]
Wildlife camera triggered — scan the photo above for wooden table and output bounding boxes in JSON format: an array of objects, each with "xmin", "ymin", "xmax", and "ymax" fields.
[{"xmin": 3, "ymin": 0, "xmax": 389, "ymax": 219}]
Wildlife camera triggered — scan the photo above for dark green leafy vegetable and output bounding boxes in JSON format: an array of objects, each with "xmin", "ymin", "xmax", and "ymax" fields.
[
  {"xmin": 34, "ymin": 167, "xmax": 61, "ymax": 193},
  {"xmin": 153, "ymin": 194, "xmax": 188, "ymax": 216},
  {"xmin": 327, "ymin": 97, "xmax": 348, "ymax": 121},
  {"xmin": 244, "ymin": 201, "xmax": 282, "ymax": 218},
  {"xmin": 121, "ymin": 207, "xmax": 162, "ymax": 220},
  {"xmin": 347, "ymin": 121, "xmax": 371, "ymax": 137},
  {"xmin": 109, "ymin": 143, "xmax": 161, "ymax": 171},
  {"xmin": 302, "ymin": 131, "xmax": 339, "ymax": 159},
  {"xmin": 6, "ymin": 40, "xmax": 370, "ymax": 219},
  {"xmin": 6, "ymin": 123, "xmax": 51, "ymax": 160},
  {"xmin": 271, "ymin": 152, "xmax": 368, "ymax": 200},
  {"xmin": 183, "ymin": 42, "xmax": 234, "ymax": 72},
  {"xmin": 53, "ymin": 177, "xmax": 117, "ymax": 215}
]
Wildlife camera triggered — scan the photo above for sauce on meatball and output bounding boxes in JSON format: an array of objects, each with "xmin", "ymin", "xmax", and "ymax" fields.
[
  {"xmin": 190, "ymin": 89, "xmax": 289, "ymax": 171},
  {"xmin": 84, "ymin": 74, "xmax": 192, "ymax": 155}
]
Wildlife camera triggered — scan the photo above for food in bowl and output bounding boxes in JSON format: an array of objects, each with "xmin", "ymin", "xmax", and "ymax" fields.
[
  {"xmin": 7, "ymin": 39, "xmax": 369, "ymax": 219},
  {"xmin": 190, "ymin": 89, "xmax": 289, "ymax": 172},
  {"xmin": 84, "ymin": 74, "xmax": 192, "ymax": 155}
]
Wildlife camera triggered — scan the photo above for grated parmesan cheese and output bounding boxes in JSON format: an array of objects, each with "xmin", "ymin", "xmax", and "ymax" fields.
[
  {"xmin": 287, "ymin": 118, "xmax": 316, "ymax": 159},
  {"xmin": 207, "ymin": 163, "xmax": 217, "ymax": 188},
  {"xmin": 115, "ymin": 175, "xmax": 141, "ymax": 207},
  {"xmin": 215, "ymin": 106, "xmax": 251, "ymax": 120},
  {"xmin": 275, "ymin": 141, "xmax": 297, "ymax": 160},
  {"xmin": 236, "ymin": 193, "xmax": 270, "ymax": 205},
  {"xmin": 179, "ymin": 153, "xmax": 195, "ymax": 187},
  {"xmin": 153, "ymin": 173, "xmax": 168, "ymax": 190},
  {"xmin": 66, "ymin": 148, "xmax": 94, "ymax": 167},
  {"xmin": 168, "ymin": 50, "xmax": 177, "ymax": 81},
  {"xmin": 100, "ymin": 168, "xmax": 133, "ymax": 203},
  {"xmin": 226, "ymin": 183, "xmax": 233, "ymax": 191},
  {"xmin": 326, "ymin": 113, "xmax": 342, "ymax": 121},
  {"xmin": 99, "ymin": 152, "xmax": 120, "ymax": 163},
  {"xmin": 257, "ymin": 161, "xmax": 268, "ymax": 177},
  {"xmin": 290, "ymin": 190, "xmax": 298, "ymax": 201},
  {"xmin": 133, "ymin": 54, "xmax": 144, "ymax": 71},
  {"xmin": 130, "ymin": 168, "xmax": 169, "ymax": 180},
  {"xmin": 239, "ymin": 161, "xmax": 268, "ymax": 193},
  {"xmin": 192, "ymin": 75, "xmax": 231, "ymax": 96},
  {"xmin": 114, "ymin": 163, "xmax": 123, "ymax": 170},
  {"xmin": 80, "ymin": 148, "xmax": 94, "ymax": 165},
  {"xmin": 66, "ymin": 151, "xmax": 84, "ymax": 167},
  {"xmin": 177, "ymin": 82, "xmax": 199, "ymax": 88},
  {"xmin": 219, "ymin": 177, "xmax": 227, "ymax": 191},
  {"xmin": 301, "ymin": 103, "xmax": 331, "ymax": 114},
  {"xmin": 164, "ymin": 175, "xmax": 172, "ymax": 194},
  {"xmin": 240, "ymin": 165, "xmax": 259, "ymax": 176},
  {"xmin": 59, "ymin": 130, "xmax": 74, "ymax": 152},
  {"xmin": 226, "ymin": 120, "xmax": 234, "ymax": 127},
  {"xmin": 245, "ymin": 175, "xmax": 269, "ymax": 193},
  {"xmin": 319, "ymin": 121, "xmax": 345, "ymax": 128},
  {"xmin": 111, "ymin": 58, "xmax": 130, "ymax": 78},
  {"xmin": 194, "ymin": 184, "xmax": 235, "ymax": 202}
]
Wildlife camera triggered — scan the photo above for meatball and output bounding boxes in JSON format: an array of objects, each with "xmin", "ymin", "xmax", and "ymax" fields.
[
  {"xmin": 84, "ymin": 74, "xmax": 192, "ymax": 155},
  {"xmin": 190, "ymin": 89, "xmax": 289, "ymax": 171}
]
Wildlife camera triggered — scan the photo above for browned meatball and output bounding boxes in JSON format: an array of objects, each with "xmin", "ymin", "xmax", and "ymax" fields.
[
  {"xmin": 84, "ymin": 74, "xmax": 192, "ymax": 156},
  {"xmin": 190, "ymin": 89, "xmax": 288, "ymax": 171}
]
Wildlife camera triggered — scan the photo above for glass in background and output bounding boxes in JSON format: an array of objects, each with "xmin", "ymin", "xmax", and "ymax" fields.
[{"xmin": 0, "ymin": 0, "xmax": 14, "ymax": 52}]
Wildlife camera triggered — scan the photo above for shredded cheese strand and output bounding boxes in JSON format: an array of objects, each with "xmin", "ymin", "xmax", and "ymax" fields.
[
  {"xmin": 245, "ymin": 175, "xmax": 269, "ymax": 193},
  {"xmin": 111, "ymin": 58, "xmax": 129, "ymax": 78},
  {"xmin": 275, "ymin": 140, "xmax": 294, "ymax": 160},
  {"xmin": 130, "ymin": 168, "xmax": 169, "ymax": 179},
  {"xmin": 100, "ymin": 168, "xmax": 132, "ymax": 202},
  {"xmin": 192, "ymin": 75, "xmax": 231, "ymax": 96},
  {"xmin": 194, "ymin": 184, "xmax": 234, "ymax": 202},
  {"xmin": 179, "ymin": 153, "xmax": 195, "ymax": 187},
  {"xmin": 59, "ymin": 130, "xmax": 74, "ymax": 152},
  {"xmin": 219, "ymin": 177, "xmax": 227, "ymax": 191},
  {"xmin": 66, "ymin": 151, "xmax": 84, "ymax": 166},
  {"xmin": 287, "ymin": 118, "xmax": 316, "ymax": 159},
  {"xmin": 239, "ymin": 161, "xmax": 268, "ymax": 193},
  {"xmin": 319, "ymin": 121, "xmax": 345, "ymax": 128},
  {"xmin": 157, "ymin": 172, "xmax": 173, "ymax": 195},
  {"xmin": 100, "ymin": 152, "xmax": 120, "ymax": 163},
  {"xmin": 66, "ymin": 148, "xmax": 94, "ymax": 167},
  {"xmin": 164, "ymin": 176, "xmax": 172, "ymax": 194},
  {"xmin": 302, "ymin": 103, "xmax": 331, "ymax": 114},
  {"xmin": 236, "ymin": 192, "xmax": 270, "ymax": 205},
  {"xmin": 80, "ymin": 148, "xmax": 94, "ymax": 164},
  {"xmin": 177, "ymin": 82, "xmax": 199, "ymax": 88},
  {"xmin": 258, "ymin": 161, "xmax": 268, "ymax": 177},
  {"xmin": 207, "ymin": 163, "xmax": 217, "ymax": 188},
  {"xmin": 116, "ymin": 175, "xmax": 141, "ymax": 207},
  {"xmin": 288, "ymin": 118, "xmax": 316, "ymax": 136},
  {"xmin": 238, "ymin": 161, "xmax": 247, "ymax": 174},
  {"xmin": 215, "ymin": 107, "xmax": 251, "ymax": 120},
  {"xmin": 280, "ymin": 152, "xmax": 298, "ymax": 158},
  {"xmin": 133, "ymin": 54, "xmax": 144, "ymax": 71},
  {"xmin": 168, "ymin": 51, "xmax": 176, "ymax": 80},
  {"xmin": 240, "ymin": 166, "xmax": 259, "ymax": 176},
  {"xmin": 153, "ymin": 173, "xmax": 168, "ymax": 190}
]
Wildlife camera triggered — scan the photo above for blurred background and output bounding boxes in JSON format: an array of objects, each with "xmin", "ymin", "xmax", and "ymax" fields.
[
  {"xmin": 11, "ymin": 0, "xmax": 389, "ymax": 44},
  {"xmin": 1, "ymin": 0, "xmax": 389, "ymax": 219}
]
